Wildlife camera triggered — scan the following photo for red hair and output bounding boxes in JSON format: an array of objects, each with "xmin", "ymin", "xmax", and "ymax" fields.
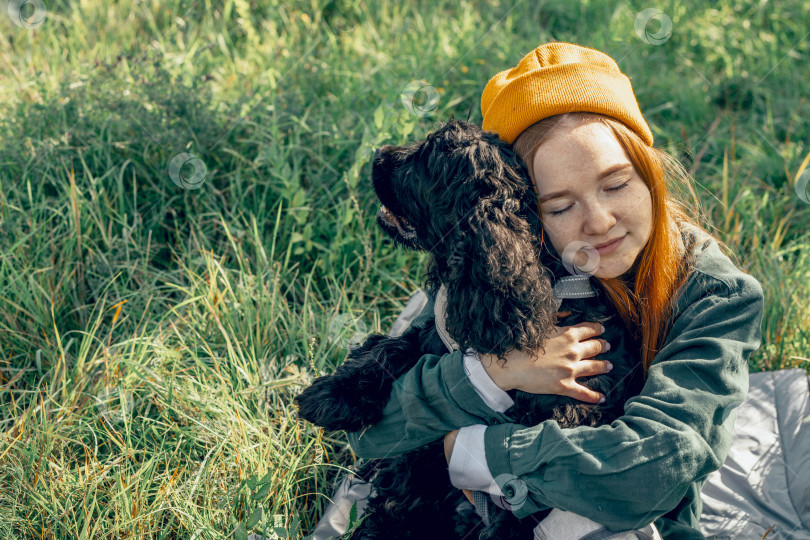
[{"xmin": 513, "ymin": 112, "xmax": 719, "ymax": 375}]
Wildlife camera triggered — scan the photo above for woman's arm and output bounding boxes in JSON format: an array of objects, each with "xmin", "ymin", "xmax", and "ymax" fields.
[
  {"xmin": 448, "ymin": 270, "xmax": 765, "ymax": 532},
  {"xmin": 345, "ymin": 346, "xmax": 518, "ymax": 458},
  {"xmin": 345, "ymin": 297, "xmax": 609, "ymax": 458},
  {"xmin": 346, "ymin": 287, "xmax": 521, "ymax": 458}
]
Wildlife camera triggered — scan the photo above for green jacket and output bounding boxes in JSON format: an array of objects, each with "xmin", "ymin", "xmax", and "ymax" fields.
[{"xmin": 347, "ymin": 224, "xmax": 764, "ymax": 539}]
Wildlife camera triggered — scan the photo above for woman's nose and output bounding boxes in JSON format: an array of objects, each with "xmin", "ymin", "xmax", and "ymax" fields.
[{"xmin": 582, "ymin": 201, "xmax": 617, "ymax": 235}]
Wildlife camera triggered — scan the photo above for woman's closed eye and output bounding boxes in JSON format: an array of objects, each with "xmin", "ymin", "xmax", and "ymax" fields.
[{"xmin": 548, "ymin": 182, "xmax": 630, "ymax": 216}]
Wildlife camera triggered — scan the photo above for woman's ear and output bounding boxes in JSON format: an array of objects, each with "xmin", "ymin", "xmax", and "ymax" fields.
[{"xmin": 442, "ymin": 195, "xmax": 559, "ymax": 358}]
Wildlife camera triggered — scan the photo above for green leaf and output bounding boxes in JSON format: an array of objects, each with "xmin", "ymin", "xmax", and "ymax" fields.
[
  {"xmin": 234, "ymin": 524, "xmax": 248, "ymax": 540},
  {"xmin": 247, "ymin": 506, "xmax": 263, "ymax": 529},
  {"xmin": 246, "ymin": 474, "xmax": 258, "ymax": 490},
  {"xmin": 373, "ymin": 105, "xmax": 384, "ymax": 130},
  {"xmin": 274, "ymin": 527, "xmax": 288, "ymax": 538},
  {"xmin": 291, "ymin": 187, "xmax": 307, "ymax": 208},
  {"xmin": 257, "ymin": 471, "xmax": 273, "ymax": 486},
  {"xmin": 348, "ymin": 500, "xmax": 358, "ymax": 526},
  {"xmin": 342, "ymin": 206, "xmax": 354, "ymax": 227},
  {"xmin": 288, "ymin": 517, "xmax": 300, "ymax": 536},
  {"xmin": 400, "ymin": 120, "xmax": 415, "ymax": 140},
  {"xmin": 252, "ymin": 482, "xmax": 272, "ymax": 500}
]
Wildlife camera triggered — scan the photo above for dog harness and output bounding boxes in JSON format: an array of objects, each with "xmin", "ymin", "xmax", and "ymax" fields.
[{"xmin": 550, "ymin": 274, "xmax": 599, "ymax": 310}]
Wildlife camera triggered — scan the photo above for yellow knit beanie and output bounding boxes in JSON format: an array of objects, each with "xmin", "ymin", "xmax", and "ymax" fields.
[{"xmin": 481, "ymin": 42, "xmax": 654, "ymax": 146}]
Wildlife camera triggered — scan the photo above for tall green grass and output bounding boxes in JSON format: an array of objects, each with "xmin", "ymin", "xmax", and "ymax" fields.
[{"xmin": 0, "ymin": 0, "xmax": 808, "ymax": 537}]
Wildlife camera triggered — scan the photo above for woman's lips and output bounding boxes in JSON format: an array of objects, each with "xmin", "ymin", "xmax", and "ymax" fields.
[{"xmin": 594, "ymin": 233, "xmax": 626, "ymax": 255}]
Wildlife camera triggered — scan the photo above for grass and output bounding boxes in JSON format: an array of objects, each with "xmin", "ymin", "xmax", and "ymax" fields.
[{"xmin": 0, "ymin": 0, "xmax": 808, "ymax": 537}]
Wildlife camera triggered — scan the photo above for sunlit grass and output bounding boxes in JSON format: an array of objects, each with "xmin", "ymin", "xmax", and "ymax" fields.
[{"xmin": 0, "ymin": 0, "xmax": 808, "ymax": 537}]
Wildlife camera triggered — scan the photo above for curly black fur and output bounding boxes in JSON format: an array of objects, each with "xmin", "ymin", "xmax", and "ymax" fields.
[
  {"xmin": 370, "ymin": 120, "xmax": 559, "ymax": 361},
  {"xmin": 294, "ymin": 120, "xmax": 646, "ymax": 539}
]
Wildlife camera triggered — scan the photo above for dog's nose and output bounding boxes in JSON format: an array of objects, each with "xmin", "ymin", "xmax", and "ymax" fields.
[{"xmin": 373, "ymin": 145, "xmax": 393, "ymax": 163}]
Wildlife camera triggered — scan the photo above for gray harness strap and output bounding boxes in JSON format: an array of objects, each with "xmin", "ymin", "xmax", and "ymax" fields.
[
  {"xmin": 472, "ymin": 490, "xmax": 492, "ymax": 526},
  {"xmin": 552, "ymin": 274, "xmax": 597, "ymax": 310}
]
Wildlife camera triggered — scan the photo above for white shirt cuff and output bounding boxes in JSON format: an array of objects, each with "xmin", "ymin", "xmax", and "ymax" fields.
[
  {"xmin": 462, "ymin": 349, "xmax": 515, "ymax": 413},
  {"xmin": 447, "ymin": 425, "xmax": 503, "ymax": 496}
]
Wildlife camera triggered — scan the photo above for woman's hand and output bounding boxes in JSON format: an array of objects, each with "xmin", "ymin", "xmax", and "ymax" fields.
[
  {"xmin": 478, "ymin": 311, "xmax": 612, "ymax": 403},
  {"xmin": 444, "ymin": 429, "xmax": 474, "ymax": 504}
]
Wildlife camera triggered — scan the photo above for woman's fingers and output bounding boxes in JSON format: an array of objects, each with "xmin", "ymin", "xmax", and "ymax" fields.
[
  {"xmin": 565, "ymin": 382, "xmax": 605, "ymax": 404},
  {"xmin": 493, "ymin": 320, "xmax": 612, "ymax": 397},
  {"xmin": 555, "ymin": 322, "xmax": 604, "ymax": 347},
  {"xmin": 581, "ymin": 338, "xmax": 610, "ymax": 359},
  {"xmin": 569, "ymin": 321, "xmax": 605, "ymax": 341},
  {"xmin": 580, "ymin": 359, "xmax": 613, "ymax": 378}
]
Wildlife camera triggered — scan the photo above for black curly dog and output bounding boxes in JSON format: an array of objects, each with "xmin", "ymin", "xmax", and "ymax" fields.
[{"xmin": 295, "ymin": 120, "xmax": 646, "ymax": 539}]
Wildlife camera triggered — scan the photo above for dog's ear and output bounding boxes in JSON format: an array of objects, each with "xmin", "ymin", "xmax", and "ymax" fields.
[{"xmin": 441, "ymin": 142, "xmax": 559, "ymax": 359}]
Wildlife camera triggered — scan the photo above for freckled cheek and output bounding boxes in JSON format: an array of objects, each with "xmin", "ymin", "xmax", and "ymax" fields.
[
  {"xmin": 621, "ymin": 191, "xmax": 651, "ymax": 221},
  {"xmin": 622, "ymin": 192, "xmax": 653, "ymax": 247},
  {"xmin": 542, "ymin": 227, "xmax": 567, "ymax": 256}
]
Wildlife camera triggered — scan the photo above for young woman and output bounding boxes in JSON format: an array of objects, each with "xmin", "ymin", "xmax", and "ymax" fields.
[{"xmin": 346, "ymin": 42, "xmax": 764, "ymax": 539}]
